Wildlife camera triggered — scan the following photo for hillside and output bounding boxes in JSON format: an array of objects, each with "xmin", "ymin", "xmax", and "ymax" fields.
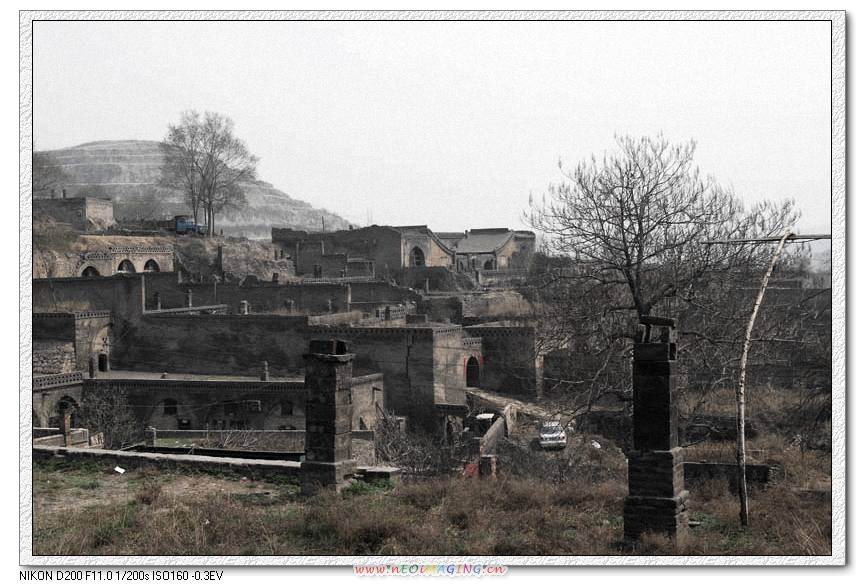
[{"xmin": 34, "ymin": 140, "xmax": 350, "ymax": 239}]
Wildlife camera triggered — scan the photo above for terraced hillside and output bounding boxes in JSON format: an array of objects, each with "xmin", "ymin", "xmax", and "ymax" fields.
[{"xmin": 34, "ymin": 140, "xmax": 349, "ymax": 239}]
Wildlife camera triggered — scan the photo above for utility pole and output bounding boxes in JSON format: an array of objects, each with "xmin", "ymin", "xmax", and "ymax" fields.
[{"xmin": 704, "ymin": 231, "xmax": 830, "ymax": 527}]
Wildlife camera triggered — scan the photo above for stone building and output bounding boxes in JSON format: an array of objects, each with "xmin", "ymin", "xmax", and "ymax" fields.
[
  {"xmin": 33, "ymin": 311, "xmax": 113, "ymax": 375},
  {"xmin": 33, "ymin": 196, "xmax": 116, "ymax": 232},
  {"xmin": 76, "ymin": 245, "xmax": 175, "ymax": 277},
  {"xmin": 272, "ymin": 224, "xmax": 457, "ymax": 278},
  {"xmin": 271, "ymin": 224, "xmax": 536, "ymax": 280},
  {"xmin": 436, "ymin": 228, "xmax": 536, "ymax": 272}
]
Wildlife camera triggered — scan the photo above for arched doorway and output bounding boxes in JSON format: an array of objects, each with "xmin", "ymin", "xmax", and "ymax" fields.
[
  {"xmin": 162, "ymin": 398, "xmax": 178, "ymax": 416},
  {"xmin": 81, "ymin": 266, "xmax": 101, "ymax": 277},
  {"xmin": 144, "ymin": 259, "xmax": 160, "ymax": 272},
  {"xmin": 411, "ymin": 247, "xmax": 425, "ymax": 267},
  {"xmin": 466, "ymin": 356, "xmax": 480, "ymax": 388},
  {"xmin": 117, "ymin": 259, "xmax": 136, "ymax": 273},
  {"xmin": 98, "ymin": 353, "xmax": 109, "ymax": 372},
  {"xmin": 52, "ymin": 396, "xmax": 80, "ymax": 428}
]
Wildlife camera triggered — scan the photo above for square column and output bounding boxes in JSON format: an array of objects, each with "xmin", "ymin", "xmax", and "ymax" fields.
[
  {"xmin": 624, "ymin": 319, "xmax": 689, "ymax": 545},
  {"xmin": 300, "ymin": 339, "xmax": 357, "ymax": 494}
]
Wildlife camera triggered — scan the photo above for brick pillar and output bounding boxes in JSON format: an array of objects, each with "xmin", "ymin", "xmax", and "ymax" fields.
[
  {"xmin": 301, "ymin": 339, "xmax": 357, "ymax": 494},
  {"xmin": 624, "ymin": 319, "xmax": 689, "ymax": 545}
]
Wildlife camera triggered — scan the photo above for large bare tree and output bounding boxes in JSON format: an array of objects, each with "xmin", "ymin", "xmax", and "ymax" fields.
[
  {"xmin": 527, "ymin": 134, "xmax": 799, "ymax": 319},
  {"xmin": 160, "ymin": 111, "xmax": 258, "ymax": 236}
]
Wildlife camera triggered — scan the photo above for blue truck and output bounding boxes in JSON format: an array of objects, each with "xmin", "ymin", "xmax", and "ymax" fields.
[{"xmin": 174, "ymin": 215, "xmax": 207, "ymax": 235}]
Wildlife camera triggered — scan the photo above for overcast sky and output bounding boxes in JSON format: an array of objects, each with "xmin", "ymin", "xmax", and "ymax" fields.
[{"xmin": 33, "ymin": 20, "xmax": 831, "ymax": 235}]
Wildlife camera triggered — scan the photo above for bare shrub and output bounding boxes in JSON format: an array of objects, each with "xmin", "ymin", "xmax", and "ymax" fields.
[{"xmin": 374, "ymin": 411, "xmax": 471, "ymax": 476}]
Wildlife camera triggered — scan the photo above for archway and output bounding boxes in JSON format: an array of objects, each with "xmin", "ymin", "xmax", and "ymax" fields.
[
  {"xmin": 411, "ymin": 247, "xmax": 425, "ymax": 267},
  {"xmin": 144, "ymin": 259, "xmax": 161, "ymax": 272},
  {"xmin": 81, "ymin": 266, "xmax": 101, "ymax": 277},
  {"xmin": 483, "ymin": 259, "xmax": 495, "ymax": 270},
  {"xmin": 466, "ymin": 356, "xmax": 480, "ymax": 388},
  {"xmin": 162, "ymin": 398, "xmax": 178, "ymax": 416},
  {"xmin": 53, "ymin": 396, "xmax": 80, "ymax": 428},
  {"xmin": 117, "ymin": 259, "xmax": 136, "ymax": 273}
]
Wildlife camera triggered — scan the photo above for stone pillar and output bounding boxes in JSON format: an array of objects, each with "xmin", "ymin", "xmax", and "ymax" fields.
[
  {"xmin": 300, "ymin": 339, "xmax": 357, "ymax": 495},
  {"xmin": 88, "ymin": 356, "xmax": 96, "ymax": 379},
  {"xmin": 186, "ymin": 289, "xmax": 193, "ymax": 308},
  {"xmin": 240, "ymin": 300, "xmax": 249, "ymax": 315},
  {"xmin": 424, "ymin": 278, "xmax": 430, "ymax": 294},
  {"xmin": 624, "ymin": 318, "xmax": 689, "ymax": 546},
  {"xmin": 261, "ymin": 360, "xmax": 269, "ymax": 382}
]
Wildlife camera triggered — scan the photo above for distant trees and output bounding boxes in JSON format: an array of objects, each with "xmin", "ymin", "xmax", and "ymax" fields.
[{"xmin": 160, "ymin": 111, "xmax": 258, "ymax": 236}]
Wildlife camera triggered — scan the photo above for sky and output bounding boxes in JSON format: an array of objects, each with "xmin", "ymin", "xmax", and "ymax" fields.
[{"xmin": 33, "ymin": 20, "xmax": 831, "ymax": 236}]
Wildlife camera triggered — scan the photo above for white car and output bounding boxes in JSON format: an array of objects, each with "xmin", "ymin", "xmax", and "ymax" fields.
[{"xmin": 538, "ymin": 420, "xmax": 567, "ymax": 450}]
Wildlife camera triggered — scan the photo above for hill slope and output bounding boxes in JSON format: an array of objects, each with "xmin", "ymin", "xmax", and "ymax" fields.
[{"xmin": 34, "ymin": 140, "xmax": 349, "ymax": 238}]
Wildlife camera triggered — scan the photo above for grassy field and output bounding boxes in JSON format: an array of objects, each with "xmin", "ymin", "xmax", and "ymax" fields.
[{"xmin": 32, "ymin": 450, "xmax": 831, "ymax": 557}]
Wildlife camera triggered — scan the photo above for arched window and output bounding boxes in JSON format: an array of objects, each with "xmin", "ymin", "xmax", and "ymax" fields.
[
  {"xmin": 163, "ymin": 398, "xmax": 178, "ymax": 415},
  {"xmin": 144, "ymin": 259, "xmax": 160, "ymax": 272},
  {"xmin": 483, "ymin": 259, "xmax": 495, "ymax": 270},
  {"xmin": 117, "ymin": 259, "xmax": 136, "ymax": 273},
  {"xmin": 81, "ymin": 266, "xmax": 101, "ymax": 277},
  {"xmin": 466, "ymin": 356, "xmax": 480, "ymax": 388},
  {"xmin": 411, "ymin": 247, "xmax": 425, "ymax": 267}
]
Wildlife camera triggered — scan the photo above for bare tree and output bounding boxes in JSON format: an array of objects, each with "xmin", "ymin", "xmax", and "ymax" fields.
[
  {"xmin": 523, "ymin": 134, "xmax": 805, "ymax": 437},
  {"xmin": 160, "ymin": 111, "xmax": 257, "ymax": 236},
  {"xmin": 78, "ymin": 385, "xmax": 141, "ymax": 449},
  {"xmin": 526, "ymin": 134, "xmax": 799, "ymax": 319}
]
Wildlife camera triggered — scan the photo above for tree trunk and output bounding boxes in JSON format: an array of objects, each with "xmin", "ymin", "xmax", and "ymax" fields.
[{"xmin": 735, "ymin": 230, "xmax": 792, "ymax": 526}]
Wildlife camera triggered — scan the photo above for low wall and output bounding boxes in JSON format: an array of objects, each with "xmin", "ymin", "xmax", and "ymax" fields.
[
  {"xmin": 33, "ymin": 445, "xmax": 302, "ymax": 481},
  {"xmin": 683, "ymin": 461, "xmax": 783, "ymax": 491},
  {"xmin": 146, "ymin": 428, "xmax": 306, "ymax": 452},
  {"xmin": 476, "ymin": 416, "xmax": 507, "ymax": 456}
]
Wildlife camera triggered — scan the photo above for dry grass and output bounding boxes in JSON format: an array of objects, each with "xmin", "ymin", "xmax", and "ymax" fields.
[{"xmin": 32, "ymin": 455, "xmax": 831, "ymax": 557}]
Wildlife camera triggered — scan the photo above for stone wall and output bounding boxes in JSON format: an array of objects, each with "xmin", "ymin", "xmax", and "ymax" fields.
[
  {"xmin": 33, "ymin": 275, "xmax": 144, "ymax": 319},
  {"xmin": 33, "ymin": 311, "xmax": 113, "ymax": 372},
  {"xmin": 113, "ymin": 314, "xmax": 310, "ymax": 376},
  {"xmin": 465, "ymin": 325, "xmax": 538, "ymax": 397},
  {"xmin": 32, "ymin": 340, "xmax": 75, "ymax": 374},
  {"xmin": 143, "ymin": 274, "xmax": 353, "ymax": 314}
]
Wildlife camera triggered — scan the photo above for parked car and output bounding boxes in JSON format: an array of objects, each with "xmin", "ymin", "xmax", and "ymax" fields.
[{"xmin": 538, "ymin": 420, "xmax": 567, "ymax": 450}]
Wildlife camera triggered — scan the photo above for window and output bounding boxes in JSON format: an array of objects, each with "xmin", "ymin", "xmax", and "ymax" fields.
[{"xmin": 411, "ymin": 247, "xmax": 425, "ymax": 267}]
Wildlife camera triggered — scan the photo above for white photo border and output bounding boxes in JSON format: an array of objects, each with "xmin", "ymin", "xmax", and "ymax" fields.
[{"xmin": 18, "ymin": 9, "xmax": 847, "ymax": 567}]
